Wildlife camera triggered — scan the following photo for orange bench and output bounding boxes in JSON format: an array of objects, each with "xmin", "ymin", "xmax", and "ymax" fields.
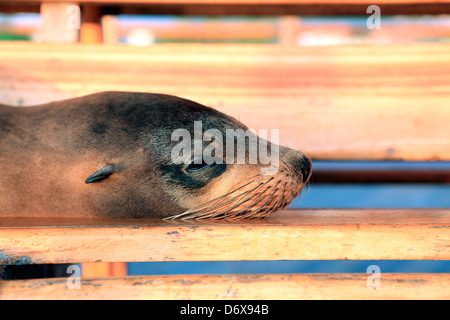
[{"xmin": 0, "ymin": 1, "xmax": 449, "ymax": 299}]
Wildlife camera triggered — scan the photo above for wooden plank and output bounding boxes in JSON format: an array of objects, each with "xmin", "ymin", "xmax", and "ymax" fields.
[
  {"xmin": 104, "ymin": 17, "xmax": 450, "ymax": 44},
  {"xmin": 80, "ymin": 4, "xmax": 102, "ymax": 44},
  {"xmin": 40, "ymin": 2, "xmax": 80, "ymax": 43},
  {"xmin": 82, "ymin": 262, "xmax": 127, "ymax": 277},
  {"xmin": 277, "ymin": 16, "xmax": 299, "ymax": 45},
  {"xmin": 312, "ymin": 168, "xmax": 450, "ymax": 183},
  {"xmin": 6, "ymin": 17, "xmax": 450, "ymax": 46},
  {"xmin": 4, "ymin": 17, "xmax": 450, "ymax": 44},
  {"xmin": 102, "ymin": 16, "xmax": 278, "ymax": 43},
  {"xmin": 1, "ymin": 42, "xmax": 449, "ymax": 161},
  {"xmin": 0, "ymin": 209, "xmax": 449, "ymax": 264},
  {"xmin": 3, "ymin": 0, "xmax": 449, "ymax": 5},
  {"xmin": 1, "ymin": 273, "xmax": 449, "ymax": 299},
  {"xmin": 1, "ymin": 1, "xmax": 450, "ymax": 16}
]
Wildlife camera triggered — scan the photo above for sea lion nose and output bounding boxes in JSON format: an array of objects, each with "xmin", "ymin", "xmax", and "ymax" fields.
[
  {"xmin": 288, "ymin": 152, "xmax": 312, "ymax": 183},
  {"xmin": 301, "ymin": 156, "xmax": 312, "ymax": 183}
]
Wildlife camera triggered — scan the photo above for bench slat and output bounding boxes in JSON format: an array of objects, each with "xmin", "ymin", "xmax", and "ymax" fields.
[
  {"xmin": 1, "ymin": 1, "xmax": 449, "ymax": 15},
  {"xmin": 1, "ymin": 209, "xmax": 449, "ymax": 264},
  {"xmin": 1, "ymin": 42, "xmax": 449, "ymax": 160},
  {"xmin": 1, "ymin": 273, "xmax": 449, "ymax": 300},
  {"xmin": 3, "ymin": 0, "xmax": 448, "ymax": 4}
]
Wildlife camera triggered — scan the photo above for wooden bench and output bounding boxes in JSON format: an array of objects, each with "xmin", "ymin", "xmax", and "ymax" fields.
[
  {"xmin": 1, "ymin": 1, "xmax": 450, "ymax": 300},
  {"xmin": 1, "ymin": 210, "xmax": 449, "ymax": 299}
]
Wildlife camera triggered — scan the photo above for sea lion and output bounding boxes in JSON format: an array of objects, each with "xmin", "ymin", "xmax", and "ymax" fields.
[{"xmin": 0, "ymin": 92, "xmax": 311, "ymax": 220}]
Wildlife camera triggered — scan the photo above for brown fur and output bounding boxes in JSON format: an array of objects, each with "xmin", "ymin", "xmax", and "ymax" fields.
[{"xmin": 0, "ymin": 92, "xmax": 311, "ymax": 219}]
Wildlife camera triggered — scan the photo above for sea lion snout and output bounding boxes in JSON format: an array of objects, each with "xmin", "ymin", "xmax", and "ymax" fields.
[
  {"xmin": 286, "ymin": 151, "xmax": 312, "ymax": 183},
  {"xmin": 301, "ymin": 156, "xmax": 313, "ymax": 183}
]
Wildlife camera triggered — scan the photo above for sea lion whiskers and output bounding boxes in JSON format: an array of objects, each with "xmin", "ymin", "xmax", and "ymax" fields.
[
  {"xmin": 163, "ymin": 173, "xmax": 265, "ymax": 220},
  {"xmin": 261, "ymin": 181, "xmax": 290, "ymax": 218},
  {"xmin": 179, "ymin": 187, "xmax": 262, "ymax": 220},
  {"xmin": 244, "ymin": 181, "xmax": 287, "ymax": 220},
  {"xmin": 193, "ymin": 178, "xmax": 282, "ymax": 221},
  {"xmin": 166, "ymin": 177, "xmax": 258, "ymax": 219},
  {"xmin": 195, "ymin": 182, "xmax": 271, "ymax": 220},
  {"xmin": 230, "ymin": 180, "xmax": 284, "ymax": 220},
  {"xmin": 229, "ymin": 181, "xmax": 280, "ymax": 220},
  {"xmin": 205, "ymin": 181, "xmax": 275, "ymax": 220},
  {"xmin": 292, "ymin": 178, "xmax": 309, "ymax": 207},
  {"xmin": 230, "ymin": 183, "xmax": 277, "ymax": 217},
  {"xmin": 175, "ymin": 176, "xmax": 275, "ymax": 220},
  {"xmin": 254, "ymin": 180, "xmax": 295, "ymax": 220}
]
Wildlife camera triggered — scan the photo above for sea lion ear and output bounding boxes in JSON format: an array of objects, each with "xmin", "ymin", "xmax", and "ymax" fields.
[{"xmin": 85, "ymin": 164, "xmax": 120, "ymax": 184}]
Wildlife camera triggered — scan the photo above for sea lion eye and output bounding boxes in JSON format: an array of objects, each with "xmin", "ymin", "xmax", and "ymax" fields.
[{"xmin": 186, "ymin": 158, "xmax": 213, "ymax": 173}]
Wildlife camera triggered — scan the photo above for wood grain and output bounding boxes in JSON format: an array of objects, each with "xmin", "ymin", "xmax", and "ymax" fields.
[
  {"xmin": 39, "ymin": 2, "xmax": 80, "ymax": 43},
  {"xmin": 2, "ymin": 2, "xmax": 450, "ymax": 15},
  {"xmin": 312, "ymin": 168, "xmax": 450, "ymax": 183},
  {"xmin": 1, "ymin": 273, "xmax": 449, "ymax": 300},
  {"xmin": 81, "ymin": 262, "xmax": 127, "ymax": 277},
  {"xmin": 1, "ymin": 42, "xmax": 449, "ymax": 161},
  {"xmin": 2, "ymin": 0, "xmax": 450, "ymax": 16},
  {"xmin": 0, "ymin": 209, "xmax": 448, "ymax": 264},
  {"xmin": 3, "ymin": 0, "xmax": 449, "ymax": 4}
]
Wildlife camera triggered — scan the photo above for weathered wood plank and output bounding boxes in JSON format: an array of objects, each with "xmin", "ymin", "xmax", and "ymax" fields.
[
  {"xmin": 312, "ymin": 167, "xmax": 450, "ymax": 184},
  {"xmin": 81, "ymin": 262, "xmax": 127, "ymax": 277},
  {"xmin": 101, "ymin": 16, "xmax": 279, "ymax": 43},
  {"xmin": 0, "ymin": 42, "xmax": 449, "ymax": 161},
  {"xmin": 3, "ymin": 0, "xmax": 450, "ymax": 5},
  {"xmin": 0, "ymin": 209, "xmax": 448, "ymax": 264},
  {"xmin": 1, "ymin": 273, "xmax": 449, "ymax": 300},
  {"xmin": 4, "ymin": 0, "xmax": 449, "ymax": 4},
  {"xmin": 40, "ymin": 2, "xmax": 79, "ymax": 43},
  {"xmin": 2, "ymin": 0, "xmax": 450, "ymax": 16},
  {"xmin": 1, "ymin": 2, "xmax": 450, "ymax": 15},
  {"xmin": 7, "ymin": 16, "xmax": 447, "ymax": 44}
]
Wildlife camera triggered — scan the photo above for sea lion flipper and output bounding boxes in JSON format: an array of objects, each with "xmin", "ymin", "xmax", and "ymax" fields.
[{"xmin": 85, "ymin": 164, "xmax": 119, "ymax": 184}]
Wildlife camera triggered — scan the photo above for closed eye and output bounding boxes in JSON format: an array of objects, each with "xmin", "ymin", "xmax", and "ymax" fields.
[{"xmin": 186, "ymin": 159, "xmax": 214, "ymax": 173}]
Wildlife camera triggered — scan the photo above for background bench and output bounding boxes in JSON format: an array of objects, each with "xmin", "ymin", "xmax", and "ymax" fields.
[{"xmin": 0, "ymin": 0, "xmax": 449, "ymax": 300}]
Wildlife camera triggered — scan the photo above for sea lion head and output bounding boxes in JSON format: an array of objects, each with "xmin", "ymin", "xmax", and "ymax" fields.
[{"xmin": 80, "ymin": 92, "xmax": 311, "ymax": 219}]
